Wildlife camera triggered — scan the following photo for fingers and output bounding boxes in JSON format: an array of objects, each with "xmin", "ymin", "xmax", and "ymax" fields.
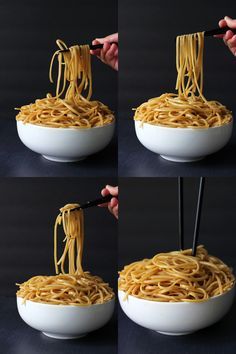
[
  {"xmin": 104, "ymin": 185, "xmax": 118, "ymax": 197},
  {"xmin": 223, "ymin": 31, "xmax": 236, "ymax": 55},
  {"xmin": 101, "ymin": 187, "xmax": 110, "ymax": 197},
  {"xmin": 214, "ymin": 19, "xmax": 227, "ymax": 38},
  {"xmin": 108, "ymin": 198, "xmax": 119, "ymax": 219},
  {"xmin": 228, "ymin": 34, "xmax": 236, "ymax": 47},
  {"xmin": 216, "ymin": 17, "xmax": 236, "ymax": 56},
  {"xmin": 227, "ymin": 34, "xmax": 236, "ymax": 55},
  {"xmin": 103, "ymin": 32, "xmax": 118, "ymax": 43},
  {"xmin": 100, "ymin": 41, "xmax": 112, "ymax": 63},
  {"xmin": 99, "ymin": 185, "xmax": 119, "ymax": 218},
  {"xmin": 224, "ymin": 30, "xmax": 234, "ymax": 42},
  {"xmin": 215, "ymin": 17, "xmax": 236, "ymax": 38},
  {"xmin": 219, "ymin": 19, "xmax": 227, "ymax": 28},
  {"xmin": 90, "ymin": 39, "xmax": 99, "ymax": 56},
  {"xmin": 90, "ymin": 33, "xmax": 118, "ymax": 70},
  {"xmin": 224, "ymin": 16, "xmax": 236, "ymax": 29}
]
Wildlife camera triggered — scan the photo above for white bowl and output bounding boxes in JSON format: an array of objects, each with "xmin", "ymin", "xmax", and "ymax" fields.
[
  {"xmin": 17, "ymin": 297, "xmax": 115, "ymax": 339},
  {"xmin": 17, "ymin": 121, "xmax": 115, "ymax": 162},
  {"xmin": 118, "ymin": 287, "xmax": 235, "ymax": 335},
  {"xmin": 135, "ymin": 120, "xmax": 233, "ymax": 162}
]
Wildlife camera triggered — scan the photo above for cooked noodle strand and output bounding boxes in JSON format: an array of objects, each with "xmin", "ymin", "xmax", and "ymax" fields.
[
  {"xmin": 118, "ymin": 246, "xmax": 235, "ymax": 302},
  {"xmin": 134, "ymin": 32, "xmax": 232, "ymax": 128},
  {"xmin": 17, "ymin": 204, "xmax": 114, "ymax": 305},
  {"xmin": 16, "ymin": 40, "xmax": 114, "ymax": 128}
]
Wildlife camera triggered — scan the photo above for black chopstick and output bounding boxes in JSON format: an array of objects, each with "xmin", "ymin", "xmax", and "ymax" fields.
[
  {"xmin": 59, "ymin": 42, "xmax": 118, "ymax": 53},
  {"xmin": 72, "ymin": 194, "xmax": 114, "ymax": 211},
  {"xmin": 192, "ymin": 177, "xmax": 205, "ymax": 256},
  {"xmin": 178, "ymin": 177, "xmax": 184, "ymax": 250},
  {"xmin": 205, "ymin": 26, "xmax": 236, "ymax": 37},
  {"xmin": 59, "ymin": 194, "xmax": 114, "ymax": 215}
]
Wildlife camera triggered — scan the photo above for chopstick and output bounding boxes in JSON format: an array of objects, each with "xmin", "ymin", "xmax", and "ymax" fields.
[
  {"xmin": 205, "ymin": 26, "xmax": 236, "ymax": 37},
  {"xmin": 192, "ymin": 177, "xmax": 205, "ymax": 256},
  {"xmin": 59, "ymin": 42, "xmax": 118, "ymax": 53},
  {"xmin": 59, "ymin": 194, "xmax": 114, "ymax": 215},
  {"xmin": 72, "ymin": 194, "xmax": 114, "ymax": 211},
  {"xmin": 178, "ymin": 177, "xmax": 184, "ymax": 250}
]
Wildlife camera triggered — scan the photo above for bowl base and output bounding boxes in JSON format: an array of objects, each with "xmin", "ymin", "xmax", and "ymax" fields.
[
  {"xmin": 42, "ymin": 331, "xmax": 87, "ymax": 339},
  {"xmin": 160, "ymin": 154, "xmax": 204, "ymax": 163},
  {"xmin": 42, "ymin": 155, "xmax": 86, "ymax": 163},
  {"xmin": 157, "ymin": 330, "xmax": 194, "ymax": 336}
]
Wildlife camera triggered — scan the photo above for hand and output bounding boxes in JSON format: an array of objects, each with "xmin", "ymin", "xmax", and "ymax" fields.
[
  {"xmin": 99, "ymin": 185, "xmax": 118, "ymax": 219},
  {"xmin": 90, "ymin": 33, "xmax": 118, "ymax": 71},
  {"xmin": 216, "ymin": 16, "xmax": 236, "ymax": 56}
]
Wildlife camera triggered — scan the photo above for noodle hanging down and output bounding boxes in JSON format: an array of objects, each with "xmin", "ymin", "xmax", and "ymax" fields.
[
  {"xmin": 16, "ymin": 204, "xmax": 114, "ymax": 306},
  {"xmin": 16, "ymin": 40, "xmax": 114, "ymax": 128},
  {"xmin": 134, "ymin": 32, "xmax": 232, "ymax": 128},
  {"xmin": 118, "ymin": 245, "xmax": 235, "ymax": 302}
]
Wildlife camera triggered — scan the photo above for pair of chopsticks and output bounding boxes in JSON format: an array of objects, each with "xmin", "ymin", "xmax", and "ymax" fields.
[
  {"xmin": 178, "ymin": 177, "xmax": 205, "ymax": 256},
  {"xmin": 205, "ymin": 26, "xmax": 236, "ymax": 37},
  {"xmin": 59, "ymin": 42, "xmax": 118, "ymax": 53},
  {"xmin": 59, "ymin": 194, "xmax": 114, "ymax": 215},
  {"xmin": 72, "ymin": 194, "xmax": 113, "ymax": 211}
]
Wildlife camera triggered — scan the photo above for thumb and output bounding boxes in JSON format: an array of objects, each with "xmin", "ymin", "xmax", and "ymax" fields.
[
  {"xmin": 106, "ymin": 185, "xmax": 118, "ymax": 197},
  {"xmin": 224, "ymin": 16, "xmax": 236, "ymax": 29}
]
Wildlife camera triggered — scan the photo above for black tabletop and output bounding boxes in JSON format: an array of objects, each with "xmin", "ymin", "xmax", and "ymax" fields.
[
  {"xmin": 118, "ymin": 301, "xmax": 236, "ymax": 354},
  {"xmin": 0, "ymin": 117, "xmax": 117, "ymax": 177},
  {"xmin": 118, "ymin": 117, "xmax": 236, "ymax": 177},
  {"xmin": 0, "ymin": 296, "xmax": 117, "ymax": 354}
]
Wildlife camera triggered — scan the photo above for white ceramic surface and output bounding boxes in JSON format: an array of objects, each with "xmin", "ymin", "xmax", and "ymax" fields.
[
  {"xmin": 17, "ymin": 120, "xmax": 115, "ymax": 162},
  {"xmin": 17, "ymin": 297, "xmax": 115, "ymax": 339},
  {"xmin": 118, "ymin": 287, "xmax": 235, "ymax": 335},
  {"xmin": 135, "ymin": 120, "xmax": 233, "ymax": 162}
]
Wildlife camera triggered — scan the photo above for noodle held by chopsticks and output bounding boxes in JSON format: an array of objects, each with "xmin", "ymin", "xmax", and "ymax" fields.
[
  {"xmin": 17, "ymin": 203, "xmax": 114, "ymax": 306},
  {"xmin": 134, "ymin": 32, "xmax": 232, "ymax": 128},
  {"xmin": 16, "ymin": 40, "xmax": 114, "ymax": 128}
]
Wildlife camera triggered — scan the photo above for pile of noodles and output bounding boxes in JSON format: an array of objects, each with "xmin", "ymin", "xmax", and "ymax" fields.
[
  {"xmin": 17, "ymin": 203, "xmax": 114, "ymax": 306},
  {"xmin": 118, "ymin": 245, "xmax": 235, "ymax": 302},
  {"xmin": 16, "ymin": 40, "xmax": 114, "ymax": 128}
]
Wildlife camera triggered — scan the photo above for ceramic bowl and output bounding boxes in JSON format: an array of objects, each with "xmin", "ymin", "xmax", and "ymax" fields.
[
  {"xmin": 17, "ymin": 297, "xmax": 115, "ymax": 339},
  {"xmin": 135, "ymin": 120, "xmax": 233, "ymax": 162},
  {"xmin": 17, "ymin": 120, "xmax": 115, "ymax": 162},
  {"xmin": 118, "ymin": 287, "xmax": 235, "ymax": 335}
]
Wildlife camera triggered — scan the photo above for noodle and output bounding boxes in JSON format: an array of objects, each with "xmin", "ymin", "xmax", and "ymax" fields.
[
  {"xmin": 134, "ymin": 32, "xmax": 232, "ymax": 128},
  {"xmin": 17, "ymin": 203, "xmax": 114, "ymax": 306},
  {"xmin": 118, "ymin": 245, "xmax": 235, "ymax": 302},
  {"xmin": 16, "ymin": 40, "xmax": 114, "ymax": 128}
]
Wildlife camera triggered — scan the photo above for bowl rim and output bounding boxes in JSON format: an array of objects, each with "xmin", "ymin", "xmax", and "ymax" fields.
[
  {"xmin": 16, "ymin": 119, "xmax": 115, "ymax": 131},
  {"xmin": 118, "ymin": 284, "xmax": 235, "ymax": 305},
  {"xmin": 17, "ymin": 295, "xmax": 115, "ymax": 309},
  {"xmin": 134, "ymin": 119, "xmax": 233, "ymax": 132}
]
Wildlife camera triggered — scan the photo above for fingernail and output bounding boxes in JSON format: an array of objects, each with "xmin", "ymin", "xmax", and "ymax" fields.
[{"xmin": 224, "ymin": 16, "xmax": 230, "ymax": 20}]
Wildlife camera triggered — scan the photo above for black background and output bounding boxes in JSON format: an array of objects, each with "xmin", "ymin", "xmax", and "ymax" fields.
[
  {"xmin": 0, "ymin": 0, "xmax": 117, "ymax": 177},
  {"xmin": 119, "ymin": 177, "xmax": 236, "ymax": 354},
  {"xmin": 119, "ymin": 0, "xmax": 236, "ymax": 177}
]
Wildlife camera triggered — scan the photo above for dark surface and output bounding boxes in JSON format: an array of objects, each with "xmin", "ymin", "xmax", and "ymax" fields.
[
  {"xmin": 118, "ymin": 177, "xmax": 236, "ymax": 353},
  {"xmin": 0, "ymin": 0, "xmax": 117, "ymax": 177},
  {"xmin": 0, "ymin": 118, "xmax": 117, "ymax": 177},
  {"xmin": 119, "ymin": 303, "xmax": 236, "ymax": 354},
  {"xmin": 0, "ymin": 296, "xmax": 117, "ymax": 354},
  {"xmin": 119, "ymin": 118, "xmax": 236, "ymax": 177},
  {"xmin": 119, "ymin": 0, "xmax": 236, "ymax": 176},
  {"xmin": 0, "ymin": 178, "xmax": 117, "ymax": 296}
]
